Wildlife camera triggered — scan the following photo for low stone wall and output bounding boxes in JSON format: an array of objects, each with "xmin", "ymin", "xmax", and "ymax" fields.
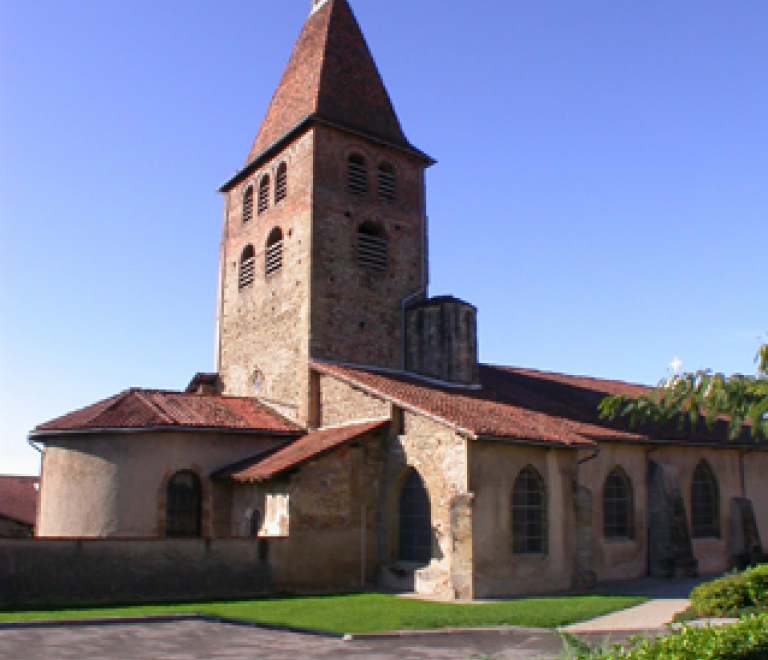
[{"xmin": 0, "ymin": 538, "xmax": 290, "ymax": 607}]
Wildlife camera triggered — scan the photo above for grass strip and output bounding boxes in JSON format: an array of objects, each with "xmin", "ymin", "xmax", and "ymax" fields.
[{"xmin": 0, "ymin": 593, "xmax": 647, "ymax": 633}]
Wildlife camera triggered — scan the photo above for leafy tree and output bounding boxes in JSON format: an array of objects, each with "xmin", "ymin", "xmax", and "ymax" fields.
[{"xmin": 599, "ymin": 343, "xmax": 768, "ymax": 441}]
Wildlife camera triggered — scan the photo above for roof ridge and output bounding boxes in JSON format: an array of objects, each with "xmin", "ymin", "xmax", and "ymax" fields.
[
  {"xmin": 483, "ymin": 362, "xmax": 651, "ymax": 391},
  {"xmin": 133, "ymin": 390, "xmax": 176, "ymax": 425}
]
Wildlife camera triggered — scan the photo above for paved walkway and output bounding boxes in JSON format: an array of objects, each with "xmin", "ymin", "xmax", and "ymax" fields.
[{"xmin": 0, "ymin": 577, "xmax": 714, "ymax": 660}]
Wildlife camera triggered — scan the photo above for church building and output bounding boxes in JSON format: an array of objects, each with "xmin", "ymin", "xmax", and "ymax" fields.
[{"xmin": 31, "ymin": 0, "xmax": 767, "ymax": 600}]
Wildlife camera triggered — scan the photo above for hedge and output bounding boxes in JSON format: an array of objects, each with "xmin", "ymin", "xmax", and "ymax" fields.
[
  {"xmin": 690, "ymin": 564, "xmax": 768, "ymax": 617},
  {"xmin": 564, "ymin": 614, "xmax": 768, "ymax": 660}
]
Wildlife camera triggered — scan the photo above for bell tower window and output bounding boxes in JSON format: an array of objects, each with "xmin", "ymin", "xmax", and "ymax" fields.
[
  {"xmin": 258, "ymin": 174, "xmax": 271, "ymax": 214},
  {"xmin": 242, "ymin": 185, "xmax": 254, "ymax": 224},
  {"xmin": 275, "ymin": 162, "xmax": 288, "ymax": 203},
  {"xmin": 348, "ymin": 153, "xmax": 368, "ymax": 196},
  {"xmin": 378, "ymin": 162, "xmax": 396, "ymax": 202},
  {"xmin": 357, "ymin": 221, "xmax": 387, "ymax": 271},
  {"xmin": 238, "ymin": 245, "xmax": 255, "ymax": 290},
  {"xmin": 265, "ymin": 227, "xmax": 284, "ymax": 277}
]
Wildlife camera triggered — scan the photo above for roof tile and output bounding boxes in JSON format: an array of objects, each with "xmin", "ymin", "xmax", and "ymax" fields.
[{"xmin": 0, "ymin": 476, "xmax": 39, "ymax": 526}]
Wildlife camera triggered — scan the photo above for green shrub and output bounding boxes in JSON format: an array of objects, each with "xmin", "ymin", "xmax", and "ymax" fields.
[
  {"xmin": 690, "ymin": 564, "xmax": 768, "ymax": 616},
  {"xmin": 566, "ymin": 614, "xmax": 768, "ymax": 660}
]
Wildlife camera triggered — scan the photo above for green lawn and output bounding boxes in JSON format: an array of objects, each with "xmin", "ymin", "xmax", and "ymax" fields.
[{"xmin": 0, "ymin": 593, "xmax": 647, "ymax": 633}]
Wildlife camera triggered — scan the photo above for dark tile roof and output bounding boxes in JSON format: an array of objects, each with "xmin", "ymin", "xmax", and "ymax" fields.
[
  {"xmin": 311, "ymin": 362, "xmax": 760, "ymax": 448},
  {"xmin": 0, "ymin": 476, "xmax": 39, "ymax": 526},
  {"xmin": 32, "ymin": 390, "xmax": 302, "ymax": 436},
  {"xmin": 217, "ymin": 419, "xmax": 388, "ymax": 482},
  {"xmin": 243, "ymin": 0, "xmax": 422, "ymax": 166}
]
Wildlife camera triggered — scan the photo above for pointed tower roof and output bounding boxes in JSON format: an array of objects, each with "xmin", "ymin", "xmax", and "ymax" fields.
[{"xmin": 222, "ymin": 0, "xmax": 432, "ymax": 191}]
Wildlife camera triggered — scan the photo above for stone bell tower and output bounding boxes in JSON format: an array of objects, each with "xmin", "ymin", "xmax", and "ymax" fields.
[{"xmin": 214, "ymin": 0, "xmax": 435, "ymax": 423}]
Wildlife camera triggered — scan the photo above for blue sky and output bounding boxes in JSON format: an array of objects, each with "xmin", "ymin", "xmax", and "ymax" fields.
[{"xmin": 2, "ymin": 0, "xmax": 766, "ymax": 476}]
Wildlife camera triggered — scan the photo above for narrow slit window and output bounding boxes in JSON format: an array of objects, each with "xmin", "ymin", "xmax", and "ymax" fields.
[
  {"xmin": 275, "ymin": 163, "xmax": 287, "ymax": 203},
  {"xmin": 378, "ymin": 162, "xmax": 396, "ymax": 202},
  {"xmin": 512, "ymin": 466, "xmax": 548, "ymax": 555},
  {"xmin": 691, "ymin": 460, "xmax": 720, "ymax": 538},
  {"xmin": 348, "ymin": 153, "xmax": 367, "ymax": 196},
  {"xmin": 265, "ymin": 227, "xmax": 283, "ymax": 277},
  {"xmin": 258, "ymin": 174, "xmax": 270, "ymax": 214},
  {"xmin": 603, "ymin": 467, "xmax": 634, "ymax": 539},
  {"xmin": 239, "ymin": 245, "xmax": 255, "ymax": 290},
  {"xmin": 242, "ymin": 186, "xmax": 254, "ymax": 224},
  {"xmin": 357, "ymin": 221, "xmax": 387, "ymax": 271}
]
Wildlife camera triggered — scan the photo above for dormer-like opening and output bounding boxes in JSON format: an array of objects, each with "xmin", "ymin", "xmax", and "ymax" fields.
[
  {"xmin": 265, "ymin": 227, "xmax": 283, "ymax": 277},
  {"xmin": 242, "ymin": 185, "xmax": 254, "ymax": 224},
  {"xmin": 275, "ymin": 162, "xmax": 288, "ymax": 203},
  {"xmin": 258, "ymin": 174, "xmax": 271, "ymax": 214},
  {"xmin": 378, "ymin": 162, "xmax": 396, "ymax": 202},
  {"xmin": 239, "ymin": 244, "xmax": 255, "ymax": 290},
  {"xmin": 348, "ymin": 153, "xmax": 368, "ymax": 196},
  {"xmin": 357, "ymin": 221, "xmax": 387, "ymax": 271}
]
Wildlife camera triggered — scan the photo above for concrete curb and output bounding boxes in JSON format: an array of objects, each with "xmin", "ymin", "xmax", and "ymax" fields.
[
  {"xmin": 0, "ymin": 613, "xmax": 340, "ymax": 639},
  {"xmin": 341, "ymin": 625, "xmax": 552, "ymax": 641}
]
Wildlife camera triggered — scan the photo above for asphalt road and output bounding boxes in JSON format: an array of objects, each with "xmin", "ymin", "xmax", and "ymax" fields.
[{"xmin": 0, "ymin": 618, "xmax": 596, "ymax": 660}]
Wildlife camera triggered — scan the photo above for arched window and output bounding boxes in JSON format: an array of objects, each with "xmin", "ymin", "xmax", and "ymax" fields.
[
  {"xmin": 603, "ymin": 467, "xmax": 634, "ymax": 539},
  {"xmin": 239, "ymin": 244, "xmax": 255, "ymax": 290},
  {"xmin": 691, "ymin": 460, "xmax": 720, "ymax": 538},
  {"xmin": 275, "ymin": 162, "xmax": 288, "ymax": 203},
  {"xmin": 378, "ymin": 162, "xmax": 396, "ymax": 201},
  {"xmin": 357, "ymin": 221, "xmax": 387, "ymax": 271},
  {"xmin": 398, "ymin": 469, "xmax": 432, "ymax": 563},
  {"xmin": 242, "ymin": 185, "xmax": 254, "ymax": 224},
  {"xmin": 258, "ymin": 174, "xmax": 270, "ymax": 214},
  {"xmin": 166, "ymin": 471, "xmax": 202, "ymax": 538},
  {"xmin": 512, "ymin": 466, "xmax": 548, "ymax": 554},
  {"xmin": 347, "ymin": 153, "xmax": 367, "ymax": 196},
  {"xmin": 265, "ymin": 227, "xmax": 283, "ymax": 276}
]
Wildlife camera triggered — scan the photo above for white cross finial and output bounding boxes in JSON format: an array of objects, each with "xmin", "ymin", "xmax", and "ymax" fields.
[{"xmin": 670, "ymin": 356, "xmax": 683, "ymax": 375}]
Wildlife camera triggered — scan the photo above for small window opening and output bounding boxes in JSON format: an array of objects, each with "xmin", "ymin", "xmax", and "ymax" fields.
[
  {"xmin": 258, "ymin": 174, "xmax": 270, "ymax": 214},
  {"xmin": 348, "ymin": 153, "xmax": 368, "ymax": 196},
  {"xmin": 275, "ymin": 162, "xmax": 287, "ymax": 203},
  {"xmin": 603, "ymin": 467, "xmax": 634, "ymax": 539},
  {"xmin": 242, "ymin": 186, "xmax": 254, "ymax": 224},
  {"xmin": 378, "ymin": 162, "xmax": 396, "ymax": 202},
  {"xmin": 691, "ymin": 460, "xmax": 720, "ymax": 538},
  {"xmin": 239, "ymin": 245, "xmax": 255, "ymax": 290},
  {"xmin": 166, "ymin": 471, "xmax": 202, "ymax": 538},
  {"xmin": 512, "ymin": 466, "xmax": 548, "ymax": 554},
  {"xmin": 357, "ymin": 221, "xmax": 387, "ymax": 271},
  {"xmin": 265, "ymin": 227, "xmax": 283, "ymax": 277}
]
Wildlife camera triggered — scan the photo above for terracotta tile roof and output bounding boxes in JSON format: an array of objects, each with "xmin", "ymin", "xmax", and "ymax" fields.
[
  {"xmin": 32, "ymin": 390, "xmax": 302, "ymax": 436},
  {"xmin": 243, "ymin": 0, "xmax": 424, "ymax": 166},
  {"xmin": 0, "ymin": 476, "xmax": 39, "ymax": 526},
  {"xmin": 217, "ymin": 419, "xmax": 388, "ymax": 482},
  {"xmin": 311, "ymin": 362, "xmax": 758, "ymax": 448}
]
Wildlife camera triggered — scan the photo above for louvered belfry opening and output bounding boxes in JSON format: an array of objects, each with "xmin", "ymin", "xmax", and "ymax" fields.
[
  {"xmin": 378, "ymin": 162, "xmax": 396, "ymax": 201},
  {"xmin": 348, "ymin": 153, "xmax": 368, "ymax": 195},
  {"xmin": 265, "ymin": 227, "xmax": 283, "ymax": 276},
  {"xmin": 357, "ymin": 221, "xmax": 387, "ymax": 271},
  {"xmin": 239, "ymin": 244, "xmax": 256, "ymax": 290},
  {"xmin": 275, "ymin": 162, "xmax": 287, "ymax": 203},
  {"xmin": 242, "ymin": 186, "xmax": 254, "ymax": 224},
  {"xmin": 258, "ymin": 174, "xmax": 271, "ymax": 214},
  {"xmin": 166, "ymin": 471, "xmax": 202, "ymax": 538}
]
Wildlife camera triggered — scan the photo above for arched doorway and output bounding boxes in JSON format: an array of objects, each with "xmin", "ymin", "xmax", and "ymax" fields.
[{"xmin": 398, "ymin": 470, "xmax": 432, "ymax": 563}]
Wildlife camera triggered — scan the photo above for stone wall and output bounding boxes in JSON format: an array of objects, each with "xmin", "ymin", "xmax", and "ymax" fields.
[
  {"xmin": 469, "ymin": 442, "xmax": 577, "ymax": 598},
  {"xmin": 37, "ymin": 431, "xmax": 285, "ymax": 538},
  {"xmin": 316, "ymin": 372, "xmax": 391, "ymax": 427},
  {"xmin": 309, "ymin": 126, "xmax": 427, "ymax": 370},
  {"xmin": 217, "ymin": 130, "xmax": 315, "ymax": 423}
]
